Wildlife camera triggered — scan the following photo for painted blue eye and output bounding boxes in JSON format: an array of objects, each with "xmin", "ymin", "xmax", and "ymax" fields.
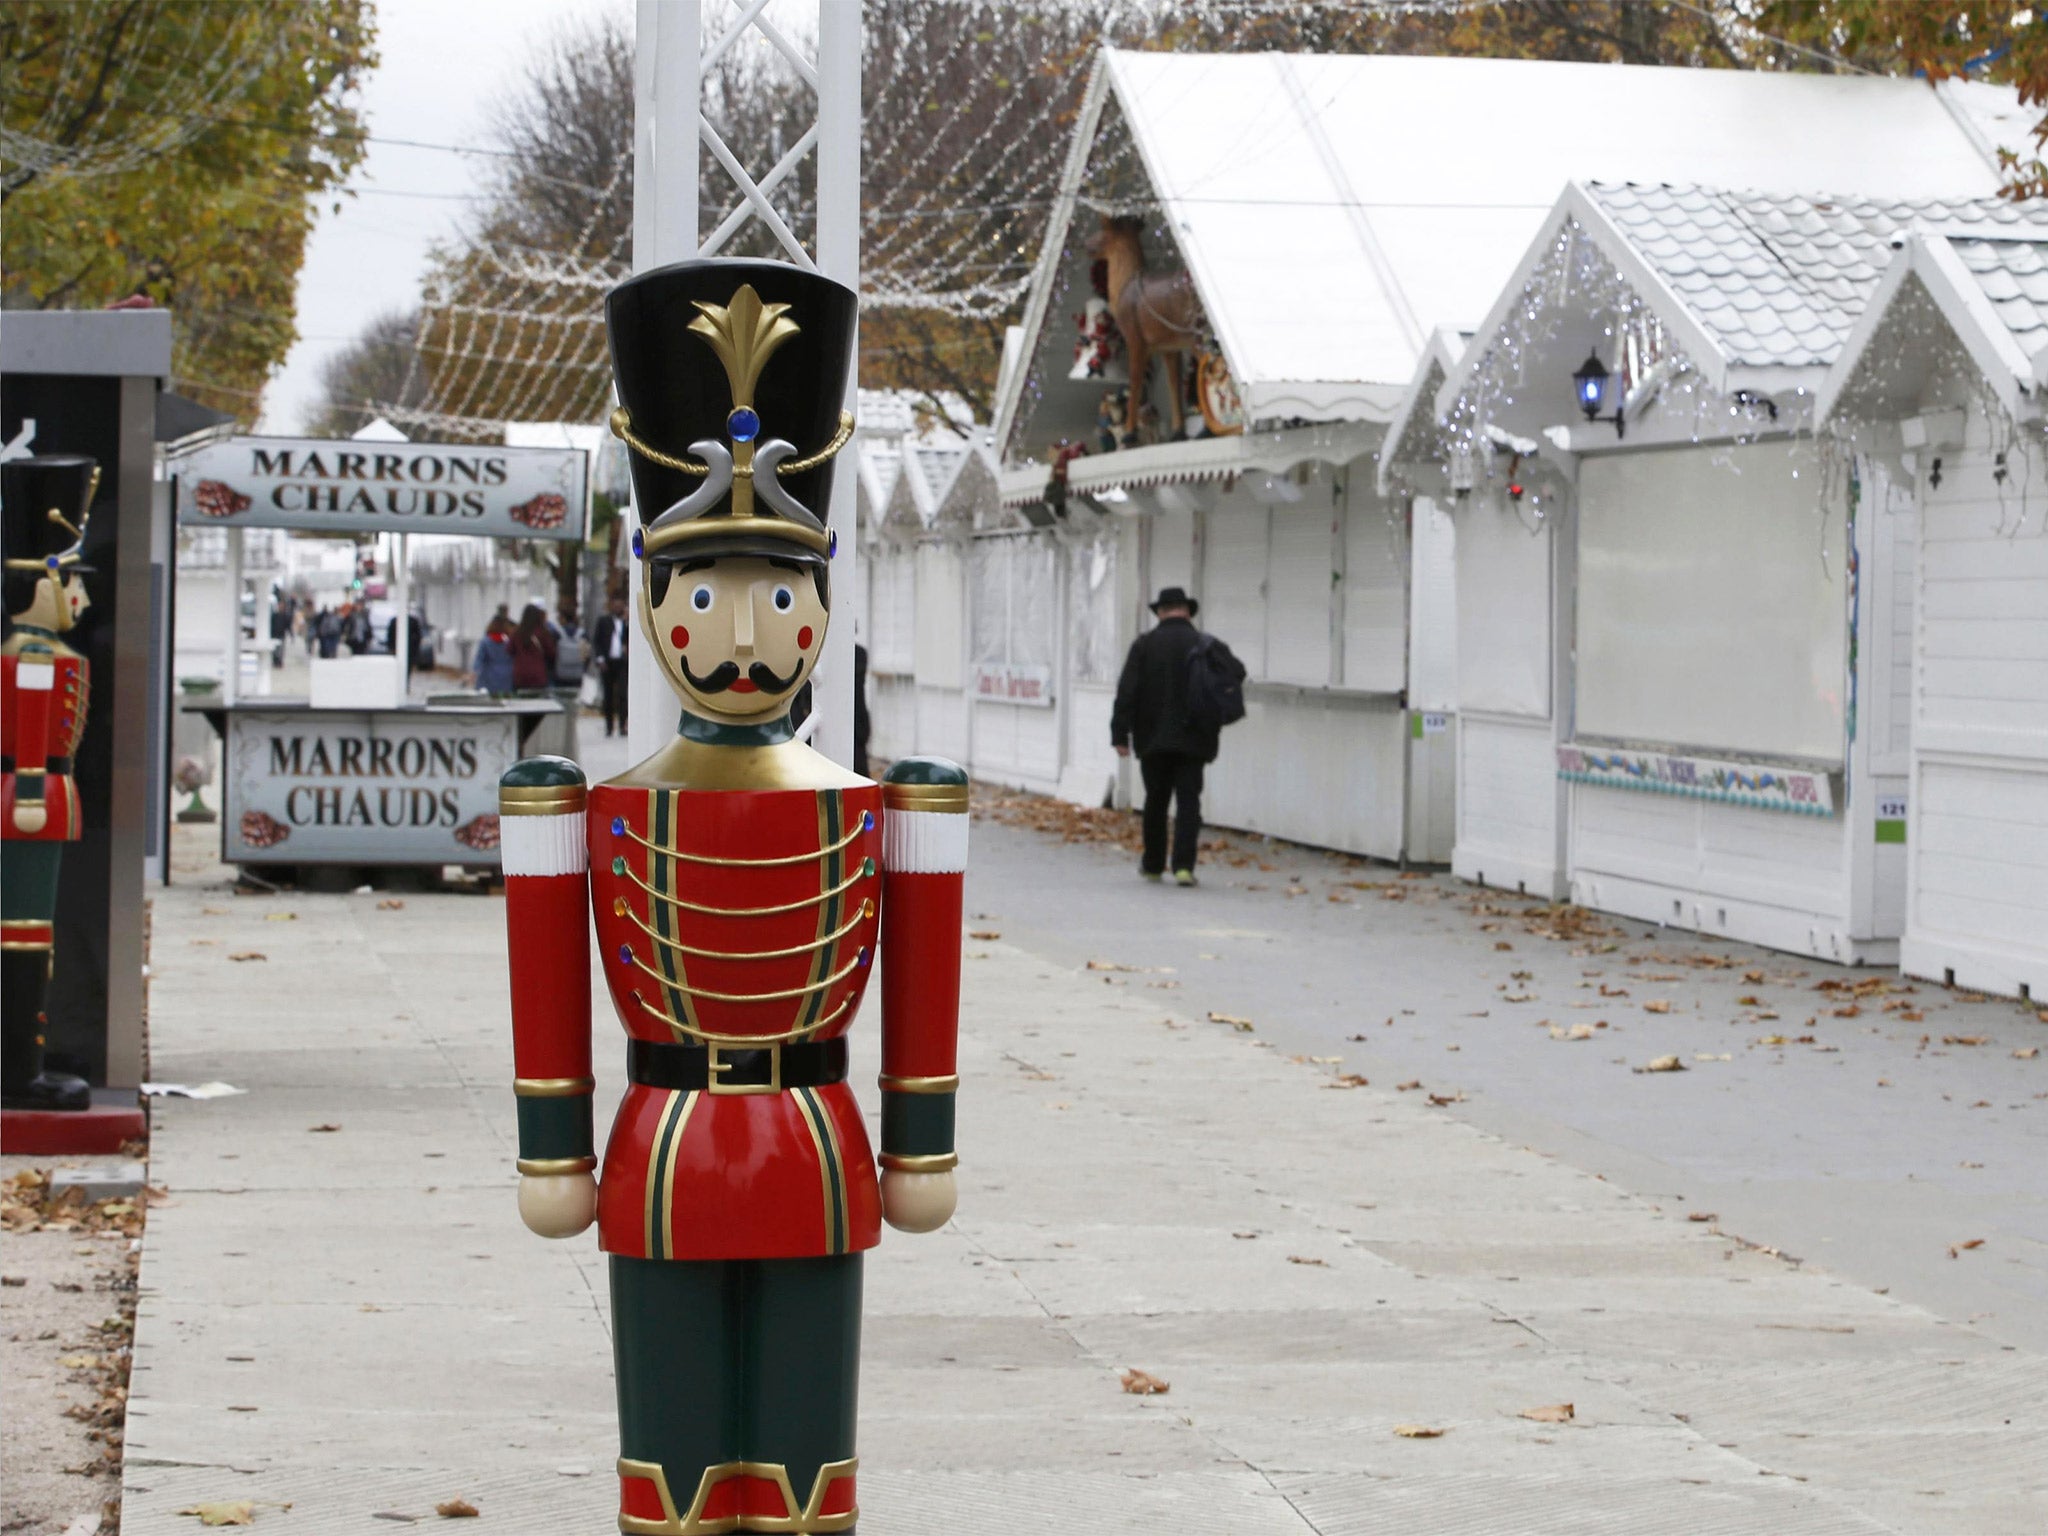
[
  {"xmin": 691, "ymin": 586, "xmax": 713, "ymax": 612},
  {"xmin": 772, "ymin": 585, "xmax": 794, "ymax": 612}
]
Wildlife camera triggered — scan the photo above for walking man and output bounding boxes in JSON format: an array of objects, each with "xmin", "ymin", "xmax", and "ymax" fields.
[
  {"xmin": 592, "ymin": 592, "xmax": 630, "ymax": 738},
  {"xmin": 1111, "ymin": 586, "xmax": 1242, "ymax": 885}
]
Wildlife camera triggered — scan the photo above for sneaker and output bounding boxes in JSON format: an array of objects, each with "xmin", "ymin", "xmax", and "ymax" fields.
[
  {"xmin": 1140, "ymin": 868, "xmax": 1163, "ymax": 882},
  {"xmin": 1173, "ymin": 869, "xmax": 1198, "ymax": 887}
]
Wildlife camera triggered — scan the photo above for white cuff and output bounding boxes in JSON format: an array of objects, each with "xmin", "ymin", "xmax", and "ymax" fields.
[
  {"xmin": 882, "ymin": 808, "xmax": 968, "ymax": 874},
  {"xmin": 501, "ymin": 811, "xmax": 587, "ymax": 876}
]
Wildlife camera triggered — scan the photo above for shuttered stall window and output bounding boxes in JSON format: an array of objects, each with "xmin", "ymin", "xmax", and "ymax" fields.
[
  {"xmin": 1267, "ymin": 503, "xmax": 1336, "ymax": 686},
  {"xmin": 1342, "ymin": 483, "xmax": 1407, "ymax": 693},
  {"xmin": 870, "ymin": 546, "xmax": 916, "ymax": 675},
  {"xmin": 1068, "ymin": 534, "xmax": 1122, "ymax": 685},
  {"xmin": 1009, "ymin": 534, "xmax": 1059, "ymax": 674},
  {"xmin": 914, "ymin": 542, "xmax": 965, "ymax": 690},
  {"xmin": 970, "ymin": 536, "xmax": 1009, "ymax": 671},
  {"xmin": 1201, "ymin": 494, "xmax": 1269, "ymax": 678}
]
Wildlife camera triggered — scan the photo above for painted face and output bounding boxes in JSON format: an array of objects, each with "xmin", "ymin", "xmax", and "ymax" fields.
[
  {"xmin": 646, "ymin": 555, "xmax": 826, "ymax": 721},
  {"xmin": 62, "ymin": 575, "xmax": 90, "ymax": 629}
]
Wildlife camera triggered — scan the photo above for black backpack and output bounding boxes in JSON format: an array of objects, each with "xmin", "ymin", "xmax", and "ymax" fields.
[{"xmin": 1185, "ymin": 633, "xmax": 1247, "ymax": 733}]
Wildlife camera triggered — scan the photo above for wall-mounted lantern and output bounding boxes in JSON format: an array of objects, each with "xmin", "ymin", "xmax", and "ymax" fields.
[{"xmin": 1571, "ymin": 350, "xmax": 1625, "ymax": 439}]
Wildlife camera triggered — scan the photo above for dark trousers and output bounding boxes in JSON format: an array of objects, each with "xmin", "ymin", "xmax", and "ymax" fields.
[
  {"xmin": 601, "ymin": 659, "xmax": 628, "ymax": 734},
  {"xmin": 1139, "ymin": 751, "xmax": 1205, "ymax": 874},
  {"xmin": 611, "ymin": 1254, "xmax": 862, "ymax": 1530}
]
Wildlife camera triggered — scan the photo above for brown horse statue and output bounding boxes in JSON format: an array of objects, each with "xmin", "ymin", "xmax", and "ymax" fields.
[{"xmin": 1087, "ymin": 215, "xmax": 1203, "ymax": 445}]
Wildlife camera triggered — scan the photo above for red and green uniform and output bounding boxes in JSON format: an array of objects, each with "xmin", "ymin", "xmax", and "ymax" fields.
[
  {"xmin": 500, "ymin": 735, "xmax": 965, "ymax": 1534},
  {"xmin": 2, "ymin": 630, "xmax": 90, "ymax": 1111}
]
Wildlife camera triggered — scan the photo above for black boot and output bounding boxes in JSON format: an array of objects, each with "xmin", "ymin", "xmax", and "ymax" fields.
[{"xmin": 1, "ymin": 948, "xmax": 90, "ymax": 1111}]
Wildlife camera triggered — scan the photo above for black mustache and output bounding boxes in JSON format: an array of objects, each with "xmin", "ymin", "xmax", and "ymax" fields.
[{"xmin": 679, "ymin": 658, "xmax": 803, "ymax": 694}]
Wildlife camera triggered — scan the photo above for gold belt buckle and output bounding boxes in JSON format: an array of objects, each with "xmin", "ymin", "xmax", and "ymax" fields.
[{"xmin": 705, "ymin": 1040, "xmax": 780, "ymax": 1096}]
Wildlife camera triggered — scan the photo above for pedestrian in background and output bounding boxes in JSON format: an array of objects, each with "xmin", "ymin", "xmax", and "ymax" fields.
[
  {"xmin": 470, "ymin": 615, "xmax": 515, "ymax": 695},
  {"xmin": 1111, "ymin": 586, "xmax": 1244, "ymax": 886},
  {"xmin": 592, "ymin": 592, "xmax": 630, "ymax": 738},
  {"xmin": 509, "ymin": 603, "xmax": 557, "ymax": 693}
]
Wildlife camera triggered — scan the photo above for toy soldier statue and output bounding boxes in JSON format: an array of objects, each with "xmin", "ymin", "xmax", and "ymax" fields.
[
  {"xmin": 498, "ymin": 260, "xmax": 966, "ymax": 1535},
  {"xmin": 2, "ymin": 455, "xmax": 98, "ymax": 1113}
]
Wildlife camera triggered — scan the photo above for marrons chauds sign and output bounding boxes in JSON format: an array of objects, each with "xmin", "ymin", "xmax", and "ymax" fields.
[{"xmin": 174, "ymin": 436, "xmax": 588, "ymax": 541}]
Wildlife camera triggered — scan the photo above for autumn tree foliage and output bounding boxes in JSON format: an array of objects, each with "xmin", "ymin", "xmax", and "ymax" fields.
[{"xmin": 0, "ymin": 0, "xmax": 377, "ymax": 423}]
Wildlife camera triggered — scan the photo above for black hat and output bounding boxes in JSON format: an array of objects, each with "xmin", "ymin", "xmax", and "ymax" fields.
[
  {"xmin": 1150, "ymin": 586, "xmax": 1198, "ymax": 617},
  {"xmin": 2, "ymin": 454, "xmax": 97, "ymax": 578},
  {"xmin": 605, "ymin": 259, "xmax": 857, "ymax": 568}
]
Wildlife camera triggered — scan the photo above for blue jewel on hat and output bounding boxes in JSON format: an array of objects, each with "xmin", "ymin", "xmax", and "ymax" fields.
[
  {"xmin": 861, "ymin": 811, "xmax": 874, "ymax": 831},
  {"xmin": 611, "ymin": 816, "xmax": 626, "ymax": 837},
  {"xmin": 727, "ymin": 406, "xmax": 760, "ymax": 443},
  {"xmin": 617, "ymin": 944, "xmax": 632, "ymax": 966},
  {"xmin": 630, "ymin": 527, "xmax": 645, "ymax": 559},
  {"xmin": 858, "ymin": 947, "xmax": 872, "ymax": 968},
  {"xmin": 45, "ymin": 556, "xmax": 60, "ymax": 570},
  {"xmin": 827, "ymin": 528, "xmax": 838, "ymax": 558}
]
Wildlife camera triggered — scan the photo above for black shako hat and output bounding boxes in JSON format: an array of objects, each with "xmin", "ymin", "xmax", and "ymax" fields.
[
  {"xmin": 605, "ymin": 259, "xmax": 857, "ymax": 569},
  {"xmin": 1150, "ymin": 586, "xmax": 1198, "ymax": 617},
  {"xmin": 2, "ymin": 454, "xmax": 98, "ymax": 578}
]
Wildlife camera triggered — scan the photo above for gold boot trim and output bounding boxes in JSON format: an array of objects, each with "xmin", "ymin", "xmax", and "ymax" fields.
[{"xmin": 617, "ymin": 1456, "xmax": 858, "ymax": 1534}]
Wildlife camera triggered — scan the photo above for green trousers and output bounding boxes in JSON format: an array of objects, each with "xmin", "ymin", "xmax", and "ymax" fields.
[{"xmin": 611, "ymin": 1253, "xmax": 862, "ymax": 1533}]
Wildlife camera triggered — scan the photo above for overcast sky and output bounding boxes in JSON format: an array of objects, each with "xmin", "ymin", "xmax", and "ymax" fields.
[{"xmin": 261, "ymin": 0, "xmax": 632, "ymax": 436}]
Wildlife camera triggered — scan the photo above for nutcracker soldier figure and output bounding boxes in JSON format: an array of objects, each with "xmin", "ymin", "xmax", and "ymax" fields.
[
  {"xmin": 2, "ymin": 455, "xmax": 98, "ymax": 1113},
  {"xmin": 498, "ymin": 260, "xmax": 966, "ymax": 1535}
]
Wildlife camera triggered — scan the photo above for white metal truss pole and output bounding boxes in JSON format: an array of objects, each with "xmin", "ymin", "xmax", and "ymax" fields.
[
  {"xmin": 627, "ymin": 0, "xmax": 700, "ymax": 763},
  {"xmin": 810, "ymin": 0, "xmax": 861, "ymax": 769},
  {"xmin": 627, "ymin": 0, "xmax": 861, "ymax": 768}
]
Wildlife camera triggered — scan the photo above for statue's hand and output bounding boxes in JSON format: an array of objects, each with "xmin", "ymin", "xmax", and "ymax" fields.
[
  {"xmin": 13, "ymin": 804, "xmax": 48, "ymax": 835},
  {"xmin": 881, "ymin": 1169, "xmax": 956, "ymax": 1234},
  {"xmin": 518, "ymin": 1172, "xmax": 597, "ymax": 1238}
]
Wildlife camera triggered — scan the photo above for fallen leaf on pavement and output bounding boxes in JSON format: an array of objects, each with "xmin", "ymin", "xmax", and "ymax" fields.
[
  {"xmin": 1943, "ymin": 1035, "xmax": 1990, "ymax": 1047},
  {"xmin": 1694, "ymin": 1052, "xmax": 1733, "ymax": 1062},
  {"xmin": 434, "ymin": 1501, "xmax": 479, "ymax": 1519},
  {"xmin": 1427, "ymin": 1091, "xmax": 1466, "ymax": 1105},
  {"xmin": 1549, "ymin": 1023, "xmax": 1597, "ymax": 1041},
  {"xmin": 57, "ymin": 1353, "xmax": 101, "ymax": 1368},
  {"xmin": 0, "ymin": 1275, "xmax": 21, "ymax": 1287},
  {"xmin": 1949, "ymin": 1238, "xmax": 1986, "ymax": 1259},
  {"xmin": 1088, "ymin": 959, "xmax": 1141, "ymax": 972},
  {"xmin": 1743, "ymin": 969, "xmax": 1765, "ymax": 982},
  {"xmin": 1324, "ymin": 1074, "xmax": 1370, "ymax": 1089},
  {"xmin": 1520, "ymin": 1403, "xmax": 1574, "ymax": 1423},
  {"xmin": 1287, "ymin": 1255, "xmax": 1329, "ymax": 1267},
  {"xmin": 1396, "ymin": 1080, "xmax": 1422, "ymax": 1091},
  {"xmin": 179, "ymin": 1505, "xmax": 256, "ymax": 1528},
  {"xmin": 1393, "ymin": 1424, "xmax": 1446, "ymax": 1439},
  {"xmin": 371, "ymin": 1514, "xmax": 420, "ymax": 1524},
  {"xmin": 377, "ymin": 899, "xmax": 406, "ymax": 911},
  {"xmin": 263, "ymin": 912, "xmax": 298, "ymax": 923},
  {"xmin": 1119, "ymin": 1367, "xmax": 1169, "ymax": 1395},
  {"xmin": 307, "ymin": 1124, "xmax": 341, "ymax": 1133},
  {"xmin": 1687, "ymin": 1211, "xmax": 1716, "ymax": 1222},
  {"xmin": 2014, "ymin": 1047, "xmax": 2039, "ymax": 1060},
  {"xmin": 227, "ymin": 952, "xmax": 267, "ymax": 963},
  {"xmin": 1207, "ymin": 1012, "xmax": 1255, "ymax": 1032},
  {"xmin": 1643, "ymin": 1000, "xmax": 1673, "ymax": 1014},
  {"xmin": 1640, "ymin": 1055, "xmax": 1687, "ymax": 1073},
  {"xmin": 1736, "ymin": 995, "xmax": 1763, "ymax": 1006},
  {"xmin": 968, "ymin": 930, "xmax": 1001, "ymax": 941}
]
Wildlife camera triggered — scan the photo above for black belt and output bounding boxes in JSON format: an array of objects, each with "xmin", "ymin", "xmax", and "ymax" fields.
[
  {"xmin": 628, "ymin": 1036, "xmax": 846, "ymax": 1096},
  {"xmin": 2, "ymin": 757, "xmax": 70, "ymax": 775}
]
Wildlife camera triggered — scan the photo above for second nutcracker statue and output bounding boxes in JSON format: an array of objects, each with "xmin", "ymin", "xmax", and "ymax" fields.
[{"xmin": 499, "ymin": 259, "xmax": 966, "ymax": 1535}]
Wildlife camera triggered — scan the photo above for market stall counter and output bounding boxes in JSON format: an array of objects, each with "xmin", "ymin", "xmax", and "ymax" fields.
[{"xmin": 187, "ymin": 692, "xmax": 560, "ymax": 872}]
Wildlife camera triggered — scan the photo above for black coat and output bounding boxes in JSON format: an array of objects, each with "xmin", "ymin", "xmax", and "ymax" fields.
[
  {"xmin": 1111, "ymin": 616, "xmax": 1216, "ymax": 762},
  {"xmin": 592, "ymin": 613, "xmax": 629, "ymax": 669}
]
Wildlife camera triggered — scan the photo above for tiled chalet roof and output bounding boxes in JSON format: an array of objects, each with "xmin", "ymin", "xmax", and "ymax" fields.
[{"xmin": 1582, "ymin": 183, "xmax": 2030, "ymax": 368}]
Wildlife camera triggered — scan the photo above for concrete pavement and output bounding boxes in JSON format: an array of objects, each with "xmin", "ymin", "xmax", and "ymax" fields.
[{"xmin": 119, "ymin": 805, "xmax": 2048, "ymax": 1533}]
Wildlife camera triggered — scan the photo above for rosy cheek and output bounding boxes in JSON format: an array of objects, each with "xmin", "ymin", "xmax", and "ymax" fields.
[
  {"xmin": 797, "ymin": 626, "xmax": 814, "ymax": 649},
  {"xmin": 669, "ymin": 626, "xmax": 689, "ymax": 648}
]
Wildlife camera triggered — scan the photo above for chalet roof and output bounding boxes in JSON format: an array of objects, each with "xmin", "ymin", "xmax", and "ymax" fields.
[
  {"xmin": 1579, "ymin": 183, "xmax": 2021, "ymax": 370},
  {"xmin": 1818, "ymin": 213, "xmax": 2048, "ymax": 425},
  {"xmin": 993, "ymin": 49, "xmax": 2027, "ymax": 455}
]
